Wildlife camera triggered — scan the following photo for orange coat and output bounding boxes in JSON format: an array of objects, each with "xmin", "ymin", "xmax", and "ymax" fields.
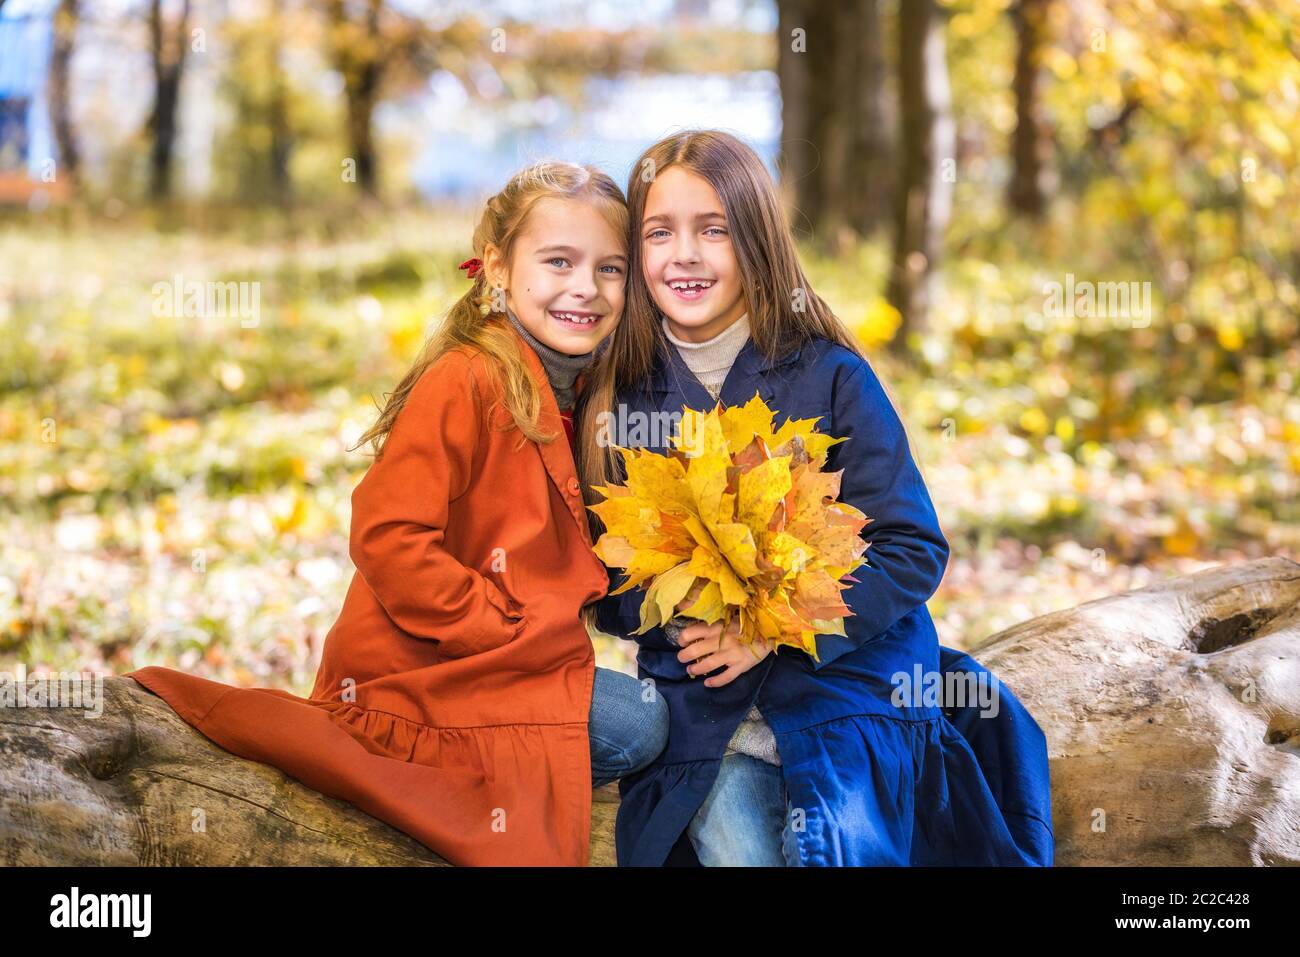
[{"xmin": 127, "ymin": 318, "xmax": 610, "ymax": 865}]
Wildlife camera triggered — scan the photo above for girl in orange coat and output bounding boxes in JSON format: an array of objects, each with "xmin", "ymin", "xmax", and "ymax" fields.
[{"xmin": 127, "ymin": 161, "xmax": 668, "ymax": 866}]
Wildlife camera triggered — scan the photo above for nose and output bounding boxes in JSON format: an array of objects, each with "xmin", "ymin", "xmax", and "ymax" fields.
[
  {"xmin": 570, "ymin": 269, "xmax": 598, "ymax": 302},
  {"xmin": 672, "ymin": 234, "xmax": 701, "ymax": 266}
]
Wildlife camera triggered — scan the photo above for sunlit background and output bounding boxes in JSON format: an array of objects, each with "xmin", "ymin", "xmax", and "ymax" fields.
[{"xmin": 1, "ymin": 0, "xmax": 1296, "ymax": 690}]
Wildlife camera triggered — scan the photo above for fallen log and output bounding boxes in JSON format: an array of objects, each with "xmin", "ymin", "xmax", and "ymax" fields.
[
  {"xmin": 1, "ymin": 556, "xmax": 1296, "ymax": 865},
  {"xmin": 972, "ymin": 555, "xmax": 1300, "ymax": 865},
  {"xmin": 0, "ymin": 668, "xmax": 620, "ymax": 866}
]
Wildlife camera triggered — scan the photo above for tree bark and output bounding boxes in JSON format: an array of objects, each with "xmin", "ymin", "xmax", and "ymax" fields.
[
  {"xmin": 776, "ymin": 0, "xmax": 811, "ymax": 223},
  {"xmin": 147, "ymin": 0, "xmax": 192, "ymax": 201},
  {"xmin": 1007, "ymin": 0, "xmax": 1056, "ymax": 217},
  {"xmin": 327, "ymin": 0, "xmax": 384, "ymax": 198},
  {"xmin": 976, "ymin": 556, "xmax": 1300, "ymax": 866},
  {"xmin": 886, "ymin": 0, "xmax": 954, "ymax": 355},
  {"xmin": 841, "ymin": 0, "xmax": 894, "ymax": 238},
  {"xmin": 49, "ymin": 0, "xmax": 80, "ymax": 190},
  {"xmin": 777, "ymin": 0, "xmax": 893, "ymax": 244},
  {"xmin": 0, "ymin": 674, "xmax": 621, "ymax": 865},
  {"xmin": 268, "ymin": 0, "xmax": 292, "ymax": 199}
]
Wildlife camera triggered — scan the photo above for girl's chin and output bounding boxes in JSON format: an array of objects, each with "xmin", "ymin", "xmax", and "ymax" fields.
[
  {"xmin": 654, "ymin": 295, "xmax": 738, "ymax": 328},
  {"xmin": 656, "ymin": 305, "xmax": 706, "ymax": 326},
  {"xmin": 526, "ymin": 314, "xmax": 605, "ymax": 355},
  {"xmin": 659, "ymin": 312, "xmax": 733, "ymax": 337}
]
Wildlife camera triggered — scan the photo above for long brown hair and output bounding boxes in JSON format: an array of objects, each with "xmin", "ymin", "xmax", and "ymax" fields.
[
  {"xmin": 576, "ymin": 129, "xmax": 866, "ymax": 507},
  {"xmin": 354, "ymin": 161, "xmax": 628, "ymax": 458}
]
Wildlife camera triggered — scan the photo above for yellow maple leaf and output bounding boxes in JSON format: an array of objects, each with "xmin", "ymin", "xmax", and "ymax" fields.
[{"xmin": 587, "ymin": 396, "xmax": 871, "ymax": 656}]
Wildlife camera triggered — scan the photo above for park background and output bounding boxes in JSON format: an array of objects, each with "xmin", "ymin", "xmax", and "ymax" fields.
[{"xmin": 0, "ymin": 0, "xmax": 1296, "ymax": 688}]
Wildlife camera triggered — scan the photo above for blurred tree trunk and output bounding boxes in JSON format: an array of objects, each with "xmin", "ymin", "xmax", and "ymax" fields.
[
  {"xmin": 886, "ymin": 0, "xmax": 953, "ymax": 354},
  {"xmin": 268, "ymin": 0, "xmax": 292, "ymax": 200},
  {"xmin": 777, "ymin": 0, "xmax": 893, "ymax": 245},
  {"xmin": 146, "ymin": 0, "xmax": 192, "ymax": 201},
  {"xmin": 776, "ymin": 0, "xmax": 812, "ymax": 219},
  {"xmin": 1007, "ymin": 0, "xmax": 1056, "ymax": 217},
  {"xmin": 328, "ymin": 0, "xmax": 385, "ymax": 199},
  {"xmin": 774, "ymin": 0, "xmax": 806, "ymax": 217},
  {"xmin": 842, "ymin": 0, "xmax": 894, "ymax": 238},
  {"xmin": 49, "ymin": 0, "xmax": 80, "ymax": 190}
]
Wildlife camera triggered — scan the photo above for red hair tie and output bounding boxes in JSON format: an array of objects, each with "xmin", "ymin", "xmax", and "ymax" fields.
[{"xmin": 459, "ymin": 257, "xmax": 483, "ymax": 279}]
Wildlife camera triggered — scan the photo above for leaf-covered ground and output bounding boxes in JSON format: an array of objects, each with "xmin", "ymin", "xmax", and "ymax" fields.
[{"xmin": 2, "ymin": 210, "xmax": 1295, "ymax": 692}]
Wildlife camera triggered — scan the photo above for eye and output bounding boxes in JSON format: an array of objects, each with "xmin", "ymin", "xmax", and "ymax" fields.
[
  {"xmin": 704, "ymin": 226, "xmax": 728, "ymax": 237},
  {"xmin": 645, "ymin": 228, "xmax": 669, "ymax": 240},
  {"xmin": 600, "ymin": 264, "xmax": 625, "ymax": 275},
  {"xmin": 548, "ymin": 257, "xmax": 570, "ymax": 268}
]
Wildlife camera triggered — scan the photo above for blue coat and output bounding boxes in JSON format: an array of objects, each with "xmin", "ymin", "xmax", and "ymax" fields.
[{"xmin": 592, "ymin": 334, "xmax": 1054, "ymax": 866}]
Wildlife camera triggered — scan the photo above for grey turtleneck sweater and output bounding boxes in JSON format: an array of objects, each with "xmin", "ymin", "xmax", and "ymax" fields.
[{"xmin": 503, "ymin": 308, "xmax": 595, "ymax": 411}]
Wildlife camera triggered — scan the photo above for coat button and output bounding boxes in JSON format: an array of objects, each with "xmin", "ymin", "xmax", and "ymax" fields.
[{"xmin": 566, "ymin": 476, "xmax": 581, "ymax": 496}]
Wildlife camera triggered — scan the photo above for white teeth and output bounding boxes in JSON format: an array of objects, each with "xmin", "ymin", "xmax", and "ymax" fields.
[
  {"xmin": 669, "ymin": 280, "xmax": 714, "ymax": 290},
  {"xmin": 553, "ymin": 312, "xmax": 597, "ymax": 324}
]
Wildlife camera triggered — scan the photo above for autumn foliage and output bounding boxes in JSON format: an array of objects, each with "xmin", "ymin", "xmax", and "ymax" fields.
[{"xmin": 588, "ymin": 394, "xmax": 872, "ymax": 660}]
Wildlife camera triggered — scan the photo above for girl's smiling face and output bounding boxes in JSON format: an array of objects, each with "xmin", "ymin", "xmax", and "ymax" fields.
[
  {"xmin": 484, "ymin": 196, "xmax": 627, "ymax": 355},
  {"xmin": 641, "ymin": 165, "xmax": 748, "ymax": 343}
]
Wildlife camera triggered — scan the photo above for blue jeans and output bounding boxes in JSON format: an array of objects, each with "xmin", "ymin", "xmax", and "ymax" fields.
[
  {"xmin": 590, "ymin": 666, "xmax": 670, "ymax": 788},
  {"xmin": 687, "ymin": 752, "xmax": 802, "ymax": 866}
]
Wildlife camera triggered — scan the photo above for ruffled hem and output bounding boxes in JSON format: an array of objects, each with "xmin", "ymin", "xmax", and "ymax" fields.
[
  {"xmin": 617, "ymin": 710, "xmax": 1053, "ymax": 867},
  {"xmin": 126, "ymin": 666, "xmax": 594, "ymax": 866},
  {"xmin": 615, "ymin": 759, "xmax": 723, "ymax": 866},
  {"xmin": 321, "ymin": 699, "xmax": 586, "ymax": 777}
]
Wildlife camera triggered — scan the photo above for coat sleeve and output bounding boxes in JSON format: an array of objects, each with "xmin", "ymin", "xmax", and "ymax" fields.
[
  {"xmin": 589, "ymin": 440, "xmax": 678, "ymax": 653},
  {"xmin": 810, "ymin": 356, "xmax": 951, "ymax": 670},
  {"xmin": 348, "ymin": 352, "xmax": 525, "ymax": 659}
]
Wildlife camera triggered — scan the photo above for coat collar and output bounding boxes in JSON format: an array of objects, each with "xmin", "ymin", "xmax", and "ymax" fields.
[
  {"xmin": 501, "ymin": 318, "xmax": 597, "ymax": 550},
  {"xmin": 646, "ymin": 331, "xmax": 803, "ymax": 423}
]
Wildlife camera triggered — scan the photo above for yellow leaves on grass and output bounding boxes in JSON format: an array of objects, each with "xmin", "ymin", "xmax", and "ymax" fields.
[{"xmin": 587, "ymin": 393, "xmax": 872, "ymax": 661}]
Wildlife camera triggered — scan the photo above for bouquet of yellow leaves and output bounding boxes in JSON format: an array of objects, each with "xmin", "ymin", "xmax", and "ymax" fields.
[{"xmin": 587, "ymin": 393, "xmax": 871, "ymax": 661}]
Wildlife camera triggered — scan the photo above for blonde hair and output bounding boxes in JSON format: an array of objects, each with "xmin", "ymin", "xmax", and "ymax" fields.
[{"xmin": 354, "ymin": 161, "xmax": 629, "ymax": 458}]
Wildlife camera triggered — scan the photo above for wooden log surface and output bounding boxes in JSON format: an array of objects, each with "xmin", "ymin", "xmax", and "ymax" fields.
[
  {"xmin": 973, "ymin": 554, "xmax": 1300, "ymax": 865},
  {"xmin": 2, "ymin": 556, "xmax": 1297, "ymax": 865}
]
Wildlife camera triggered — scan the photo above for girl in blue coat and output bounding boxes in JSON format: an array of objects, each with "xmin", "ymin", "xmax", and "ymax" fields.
[{"xmin": 575, "ymin": 130, "xmax": 1054, "ymax": 866}]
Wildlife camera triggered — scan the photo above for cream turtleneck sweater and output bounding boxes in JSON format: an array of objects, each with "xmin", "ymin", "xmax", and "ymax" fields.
[
  {"xmin": 661, "ymin": 312, "xmax": 751, "ymax": 402},
  {"xmin": 660, "ymin": 313, "xmax": 781, "ymax": 767}
]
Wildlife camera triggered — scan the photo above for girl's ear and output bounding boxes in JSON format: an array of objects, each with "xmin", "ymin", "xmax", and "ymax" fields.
[{"xmin": 481, "ymin": 242, "xmax": 506, "ymax": 291}]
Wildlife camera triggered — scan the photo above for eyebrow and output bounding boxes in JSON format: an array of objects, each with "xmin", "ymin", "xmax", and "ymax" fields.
[
  {"xmin": 642, "ymin": 211, "xmax": 727, "ymax": 225},
  {"xmin": 535, "ymin": 245, "xmax": 628, "ymax": 262}
]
